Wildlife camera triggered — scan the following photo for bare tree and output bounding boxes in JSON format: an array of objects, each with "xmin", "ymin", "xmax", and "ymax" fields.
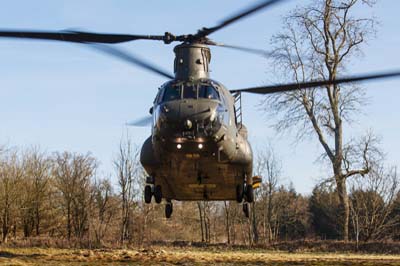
[
  {"xmin": 263, "ymin": 0, "xmax": 377, "ymax": 240},
  {"xmin": 0, "ymin": 150, "xmax": 23, "ymax": 243},
  {"xmin": 52, "ymin": 152, "xmax": 96, "ymax": 240},
  {"xmin": 223, "ymin": 201, "xmax": 232, "ymax": 244},
  {"xmin": 91, "ymin": 177, "xmax": 116, "ymax": 246},
  {"xmin": 21, "ymin": 147, "xmax": 50, "ymax": 236},
  {"xmin": 350, "ymin": 165, "xmax": 399, "ymax": 242},
  {"xmin": 253, "ymin": 148, "xmax": 282, "ymax": 243},
  {"xmin": 114, "ymin": 135, "xmax": 140, "ymax": 244}
]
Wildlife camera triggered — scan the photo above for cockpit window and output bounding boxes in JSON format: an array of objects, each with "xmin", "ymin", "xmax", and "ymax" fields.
[
  {"xmin": 160, "ymin": 83, "xmax": 220, "ymax": 102},
  {"xmin": 199, "ymin": 85, "xmax": 219, "ymax": 100},
  {"xmin": 162, "ymin": 84, "xmax": 181, "ymax": 102},
  {"xmin": 183, "ymin": 85, "xmax": 197, "ymax": 99}
]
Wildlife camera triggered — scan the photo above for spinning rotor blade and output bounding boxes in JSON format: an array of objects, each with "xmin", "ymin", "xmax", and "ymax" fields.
[
  {"xmin": 195, "ymin": 0, "xmax": 287, "ymax": 39},
  {"xmin": 90, "ymin": 44, "xmax": 174, "ymax": 79},
  {"xmin": 231, "ymin": 70, "xmax": 400, "ymax": 94},
  {"xmin": 0, "ymin": 29, "xmax": 174, "ymax": 79},
  {"xmin": 126, "ymin": 116, "xmax": 152, "ymax": 127},
  {"xmin": 209, "ymin": 42, "xmax": 273, "ymax": 57},
  {"xmin": 0, "ymin": 30, "xmax": 166, "ymax": 44}
]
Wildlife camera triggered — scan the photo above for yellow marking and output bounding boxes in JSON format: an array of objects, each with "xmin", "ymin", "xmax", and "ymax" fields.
[
  {"xmin": 185, "ymin": 153, "xmax": 200, "ymax": 159},
  {"xmin": 252, "ymin": 175, "xmax": 262, "ymax": 183}
]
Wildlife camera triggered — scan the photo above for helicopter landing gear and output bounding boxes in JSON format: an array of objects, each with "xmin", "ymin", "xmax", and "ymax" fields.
[
  {"xmin": 144, "ymin": 176, "xmax": 163, "ymax": 204},
  {"xmin": 245, "ymin": 184, "xmax": 254, "ymax": 203},
  {"xmin": 236, "ymin": 184, "xmax": 244, "ymax": 203},
  {"xmin": 165, "ymin": 201, "xmax": 173, "ymax": 218},
  {"xmin": 242, "ymin": 203, "xmax": 249, "ymax": 218},
  {"xmin": 154, "ymin": 185, "xmax": 162, "ymax": 204},
  {"xmin": 144, "ymin": 185, "xmax": 152, "ymax": 204}
]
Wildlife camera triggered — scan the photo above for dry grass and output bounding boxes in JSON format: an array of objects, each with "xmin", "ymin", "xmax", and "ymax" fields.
[{"xmin": 1, "ymin": 247, "xmax": 400, "ymax": 266}]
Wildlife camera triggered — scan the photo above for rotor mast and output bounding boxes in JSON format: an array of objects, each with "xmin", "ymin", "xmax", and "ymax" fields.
[{"xmin": 173, "ymin": 43, "xmax": 211, "ymax": 81}]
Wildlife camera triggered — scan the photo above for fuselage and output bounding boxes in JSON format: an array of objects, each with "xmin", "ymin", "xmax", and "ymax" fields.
[{"xmin": 140, "ymin": 78, "xmax": 253, "ymax": 200}]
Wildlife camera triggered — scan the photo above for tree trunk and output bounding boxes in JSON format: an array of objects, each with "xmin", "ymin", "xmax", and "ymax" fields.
[
  {"xmin": 251, "ymin": 202, "xmax": 259, "ymax": 244},
  {"xmin": 67, "ymin": 202, "xmax": 71, "ymax": 240},
  {"xmin": 2, "ymin": 209, "xmax": 9, "ymax": 243},
  {"xmin": 197, "ymin": 202, "xmax": 205, "ymax": 242},
  {"xmin": 336, "ymin": 176, "xmax": 349, "ymax": 241},
  {"xmin": 35, "ymin": 197, "xmax": 40, "ymax": 236},
  {"xmin": 223, "ymin": 201, "xmax": 231, "ymax": 244}
]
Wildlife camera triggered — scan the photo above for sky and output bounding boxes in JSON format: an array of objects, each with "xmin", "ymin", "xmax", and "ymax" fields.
[{"xmin": 0, "ymin": 0, "xmax": 399, "ymax": 194}]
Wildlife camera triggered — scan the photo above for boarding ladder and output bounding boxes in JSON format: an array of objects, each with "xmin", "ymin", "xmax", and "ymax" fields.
[{"xmin": 233, "ymin": 92, "xmax": 243, "ymax": 130}]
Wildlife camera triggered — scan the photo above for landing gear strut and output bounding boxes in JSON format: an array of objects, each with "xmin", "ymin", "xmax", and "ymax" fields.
[
  {"xmin": 242, "ymin": 203, "xmax": 249, "ymax": 218},
  {"xmin": 165, "ymin": 201, "xmax": 173, "ymax": 219},
  {"xmin": 239, "ymin": 174, "xmax": 254, "ymax": 218},
  {"xmin": 144, "ymin": 176, "xmax": 163, "ymax": 204}
]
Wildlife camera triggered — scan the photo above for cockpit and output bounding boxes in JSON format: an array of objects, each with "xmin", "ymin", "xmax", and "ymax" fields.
[{"xmin": 158, "ymin": 82, "xmax": 220, "ymax": 103}]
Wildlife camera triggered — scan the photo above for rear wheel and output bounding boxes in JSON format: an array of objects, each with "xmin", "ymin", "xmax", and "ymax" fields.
[
  {"xmin": 165, "ymin": 202, "xmax": 173, "ymax": 218},
  {"xmin": 144, "ymin": 185, "xmax": 152, "ymax": 204},
  {"xmin": 236, "ymin": 184, "xmax": 244, "ymax": 203},
  {"xmin": 154, "ymin": 185, "xmax": 162, "ymax": 204},
  {"xmin": 243, "ymin": 203, "xmax": 249, "ymax": 218},
  {"xmin": 245, "ymin": 185, "xmax": 254, "ymax": 203}
]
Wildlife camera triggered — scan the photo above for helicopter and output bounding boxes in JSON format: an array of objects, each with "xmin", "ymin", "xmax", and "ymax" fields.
[{"xmin": 1, "ymin": 0, "xmax": 400, "ymax": 218}]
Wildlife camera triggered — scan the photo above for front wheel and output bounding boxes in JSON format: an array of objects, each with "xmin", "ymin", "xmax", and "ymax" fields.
[
  {"xmin": 154, "ymin": 185, "xmax": 162, "ymax": 204},
  {"xmin": 236, "ymin": 184, "xmax": 244, "ymax": 203},
  {"xmin": 245, "ymin": 185, "xmax": 254, "ymax": 203},
  {"xmin": 144, "ymin": 185, "xmax": 152, "ymax": 204}
]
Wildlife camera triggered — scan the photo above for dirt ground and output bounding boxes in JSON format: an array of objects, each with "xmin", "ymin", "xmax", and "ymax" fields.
[{"xmin": 1, "ymin": 247, "xmax": 400, "ymax": 266}]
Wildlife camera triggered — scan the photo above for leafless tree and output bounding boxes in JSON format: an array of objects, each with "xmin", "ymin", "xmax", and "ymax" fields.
[
  {"xmin": 223, "ymin": 201, "xmax": 232, "ymax": 244},
  {"xmin": 197, "ymin": 201, "xmax": 214, "ymax": 243},
  {"xmin": 350, "ymin": 165, "xmax": 399, "ymax": 242},
  {"xmin": 0, "ymin": 150, "xmax": 23, "ymax": 243},
  {"xmin": 253, "ymin": 148, "xmax": 282, "ymax": 243},
  {"xmin": 52, "ymin": 152, "xmax": 96, "ymax": 240},
  {"xmin": 114, "ymin": 135, "xmax": 140, "ymax": 244},
  {"xmin": 263, "ymin": 0, "xmax": 377, "ymax": 240},
  {"xmin": 21, "ymin": 147, "xmax": 50, "ymax": 236},
  {"xmin": 91, "ymin": 177, "xmax": 116, "ymax": 246}
]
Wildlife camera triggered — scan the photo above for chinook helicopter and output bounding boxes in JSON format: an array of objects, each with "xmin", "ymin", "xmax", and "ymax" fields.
[{"xmin": 1, "ymin": 0, "xmax": 400, "ymax": 218}]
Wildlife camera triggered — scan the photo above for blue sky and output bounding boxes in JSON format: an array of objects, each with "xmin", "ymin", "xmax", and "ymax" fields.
[{"xmin": 0, "ymin": 0, "xmax": 399, "ymax": 194}]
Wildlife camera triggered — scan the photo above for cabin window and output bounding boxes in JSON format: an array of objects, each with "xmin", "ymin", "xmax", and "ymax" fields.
[
  {"xmin": 199, "ymin": 85, "xmax": 219, "ymax": 100},
  {"xmin": 183, "ymin": 85, "xmax": 197, "ymax": 99},
  {"xmin": 162, "ymin": 85, "xmax": 181, "ymax": 102}
]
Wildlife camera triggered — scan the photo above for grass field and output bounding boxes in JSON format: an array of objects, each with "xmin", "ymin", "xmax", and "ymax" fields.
[{"xmin": 1, "ymin": 247, "xmax": 400, "ymax": 266}]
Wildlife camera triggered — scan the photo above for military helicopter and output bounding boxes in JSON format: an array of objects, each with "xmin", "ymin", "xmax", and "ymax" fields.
[{"xmin": 1, "ymin": 0, "xmax": 400, "ymax": 218}]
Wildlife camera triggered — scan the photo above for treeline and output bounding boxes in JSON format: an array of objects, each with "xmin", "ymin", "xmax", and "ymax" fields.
[{"xmin": 0, "ymin": 143, "xmax": 399, "ymax": 248}]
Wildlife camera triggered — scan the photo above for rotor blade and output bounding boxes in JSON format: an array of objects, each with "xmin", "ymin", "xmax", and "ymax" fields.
[
  {"xmin": 209, "ymin": 42, "xmax": 273, "ymax": 57},
  {"xmin": 126, "ymin": 116, "xmax": 152, "ymax": 127},
  {"xmin": 89, "ymin": 44, "xmax": 174, "ymax": 79},
  {"xmin": 0, "ymin": 29, "xmax": 165, "ymax": 44},
  {"xmin": 231, "ymin": 70, "xmax": 400, "ymax": 94},
  {"xmin": 195, "ymin": 0, "xmax": 287, "ymax": 38}
]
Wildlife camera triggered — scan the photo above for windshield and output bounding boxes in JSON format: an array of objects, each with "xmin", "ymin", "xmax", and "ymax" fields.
[
  {"xmin": 162, "ymin": 84, "xmax": 181, "ymax": 102},
  {"xmin": 199, "ymin": 85, "xmax": 219, "ymax": 100},
  {"xmin": 183, "ymin": 85, "xmax": 197, "ymax": 99},
  {"xmin": 161, "ymin": 83, "xmax": 220, "ymax": 102}
]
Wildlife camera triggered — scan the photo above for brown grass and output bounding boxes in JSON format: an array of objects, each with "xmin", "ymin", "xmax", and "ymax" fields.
[{"xmin": 1, "ymin": 247, "xmax": 400, "ymax": 266}]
